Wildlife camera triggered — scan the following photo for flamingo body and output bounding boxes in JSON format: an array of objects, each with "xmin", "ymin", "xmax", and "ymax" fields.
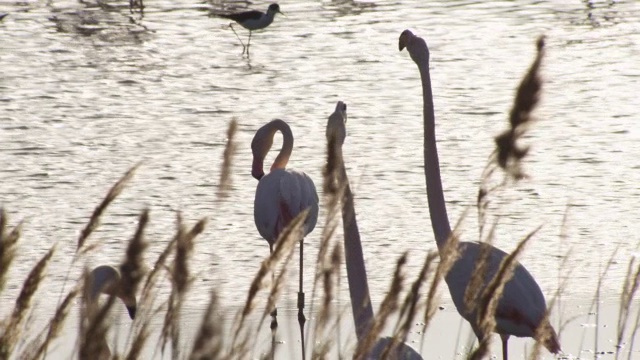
[
  {"xmin": 446, "ymin": 242, "xmax": 552, "ymax": 340},
  {"xmin": 254, "ymin": 168, "xmax": 319, "ymax": 247},
  {"xmin": 252, "ymin": 119, "xmax": 319, "ymax": 250},
  {"xmin": 399, "ymin": 29, "xmax": 560, "ymax": 359}
]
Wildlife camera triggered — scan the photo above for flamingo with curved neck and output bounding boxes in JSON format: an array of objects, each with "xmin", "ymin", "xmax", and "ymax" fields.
[
  {"xmin": 252, "ymin": 119, "xmax": 319, "ymax": 360},
  {"xmin": 398, "ymin": 30, "xmax": 560, "ymax": 360},
  {"xmin": 88, "ymin": 265, "xmax": 137, "ymax": 319},
  {"xmin": 326, "ymin": 102, "xmax": 422, "ymax": 360}
]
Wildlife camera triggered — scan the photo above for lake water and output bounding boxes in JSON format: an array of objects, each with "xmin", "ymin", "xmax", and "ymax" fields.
[{"xmin": 1, "ymin": 0, "xmax": 640, "ymax": 358}]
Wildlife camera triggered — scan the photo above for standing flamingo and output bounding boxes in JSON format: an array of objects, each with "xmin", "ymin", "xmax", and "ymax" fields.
[
  {"xmin": 398, "ymin": 30, "xmax": 561, "ymax": 360},
  {"xmin": 326, "ymin": 102, "xmax": 422, "ymax": 360},
  {"xmin": 252, "ymin": 119, "xmax": 319, "ymax": 359}
]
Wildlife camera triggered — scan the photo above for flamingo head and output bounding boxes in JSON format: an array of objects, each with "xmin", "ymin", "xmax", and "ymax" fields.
[
  {"xmin": 399, "ymin": 29, "xmax": 430, "ymax": 62},
  {"xmin": 251, "ymin": 125, "xmax": 274, "ymax": 180},
  {"xmin": 326, "ymin": 101, "xmax": 347, "ymax": 146},
  {"xmin": 121, "ymin": 293, "xmax": 137, "ymax": 320},
  {"xmin": 87, "ymin": 265, "xmax": 137, "ymax": 320}
]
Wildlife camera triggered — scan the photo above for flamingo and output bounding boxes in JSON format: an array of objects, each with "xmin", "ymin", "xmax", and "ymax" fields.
[
  {"xmin": 326, "ymin": 102, "xmax": 422, "ymax": 360},
  {"xmin": 251, "ymin": 118, "xmax": 319, "ymax": 359},
  {"xmin": 398, "ymin": 30, "xmax": 561, "ymax": 360},
  {"xmin": 87, "ymin": 265, "xmax": 137, "ymax": 320}
]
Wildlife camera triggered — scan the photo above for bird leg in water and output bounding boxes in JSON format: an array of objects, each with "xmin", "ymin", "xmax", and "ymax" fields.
[
  {"xmin": 247, "ymin": 31, "xmax": 252, "ymax": 56},
  {"xmin": 269, "ymin": 244, "xmax": 277, "ymax": 360},
  {"xmin": 298, "ymin": 238, "xmax": 306, "ymax": 360},
  {"xmin": 228, "ymin": 23, "xmax": 247, "ymax": 54}
]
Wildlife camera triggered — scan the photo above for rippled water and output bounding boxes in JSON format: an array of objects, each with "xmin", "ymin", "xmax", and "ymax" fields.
[{"xmin": 1, "ymin": 0, "xmax": 640, "ymax": 358}]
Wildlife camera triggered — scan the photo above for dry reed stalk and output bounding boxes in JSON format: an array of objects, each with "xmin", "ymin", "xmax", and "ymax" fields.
[
  {"xmin": 189, "ymin": 291, "xmax": 224, "ymax": 360},
  {"xmin": 477, "ymin": 36, "xmax": 545, "ymax": 243},
  {"xmin": 217, "ymin": 119, "xmax": 238, "ymax": 200},
  {"xmin": 354, "ymin": 254, "xmax": 407, "ymax": 359},
  {"xmin": 589, "ymin": 248, "xmax": 618, "ymax": 358},
  {"xmin": 125, "ymin": 318, "xmax": 150, "ymax": 360},
  {"xmin": 120, "ymin": 209, "xmax": 149, "ymax": 311},
  {"xmin": 615, "ymin": 254, "xmax": 640, "ymax": 359},
  {"xmin": 77, "ymin": 163, "xmax": 141, "ymax": 254},
  {"xmin": 463, "ymin": 222, "xmax": 498, "ymax": 314},
  {"xmin": 311, "ymin": 243, "xmax": 342, "ymax": 358},
  {"xmin": 0, "ymin": 245, "xmax": 55, "ymax": 358},
  {"xmin": 159, "ymin": 213, "xmax": 186, "ymax": 359},
  {"xmin": 391, "ymin": 251, "xmax": 438, "ymax": 346},
  {"xmin": 79, "ymin": 294, "xmax": 116, "ymax": 360},
  {"xmin": 421, "ymin": 217, "xmax": 463, "ymax": 335},
  {"xmin": 530, "ymin": 206, "xmax": 575, "ymax": 359},
  {"xmin": 469, "ymin": 227, "xmax": 539, "ymax": 360},
  {"xmin": 494, "ymin": 36, "xmax": 545, "ymax": 181},
  {"xmin": 141, "ymin": 233, "xmax": 177, "ymax": 296},
  {"xmin": 159, "ymin": 213, "xmax": 206, "ymax": 360},
  {"xmin": 0, "ymin": 210, "xmax": 22, "ymax": 294},
  {"xmin": 231, "ymin": 209, "xmax": 309, "ymax": 350},
  {"xmin": 29, "ymin": 286, "xmax": 80, "ymax": 360}
]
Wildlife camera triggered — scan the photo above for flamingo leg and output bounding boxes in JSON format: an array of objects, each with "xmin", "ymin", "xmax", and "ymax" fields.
[
  {"xmin": 500, "ymin": 334, "xmax": 509, "ymax": 360},
  {"xmin": 298, "ymin": 238, "xmax": 306, "ymax": 360},
  {"xmin": 269, "ymin": 243, "xmax": 277, "ymax": 360}
]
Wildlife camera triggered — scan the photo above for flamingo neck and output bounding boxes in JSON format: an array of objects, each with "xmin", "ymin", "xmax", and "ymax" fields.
[
  {"xmin": 270, "ymin": 119, "xmax": 293, "ymax": 172},
  {"xmin": 336, "ymin": 143, "xmax": 375, "ymax": 341},
  {"xmin": 417, "ymin": 55, "xmax": 452, "ymax": 251}
]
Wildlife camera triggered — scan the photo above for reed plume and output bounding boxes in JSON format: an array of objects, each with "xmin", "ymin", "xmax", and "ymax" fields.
[
  {"xmin": 0, "ymin": 245, "xmax": 55, "ymax": 358},
  {"xmin": 30, "ymin": 287, "xmax": 80, "ymax": 359},
  {"xmin": 77, "ymin": 163, "xmax": 141, "ymax": 254},
  {"xmin": 469, "ymin": 227, "xmax": 539, "ymax": 360},
  {"xmin": 189, "ymin": 291, "xmax": 223, "ymax": 360},
  {"xmin": 231, "ymin": 209, "xmax": 309, "ymax": 350},
  {"xmin": 354, "ymin": 254, "xmax": 407, "ymax": 359},
  {"xmin": 494, "ymin": 36, "xmax": 545, "ymax": 180},
  {"xmin": 0, "ymin": 210, "xmax": 22, "ymax": 294},
  {"xmin": 217, "ymin": 119, "xmax": 238, "ymax": 199}
]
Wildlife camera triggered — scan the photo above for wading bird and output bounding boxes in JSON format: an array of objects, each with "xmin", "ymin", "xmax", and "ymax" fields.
[
  {"xmin": 83, "ymin": 265, "xmax": 137, "ymax": 359},
  {"xmin": 398, "ymin": 30, "xmax": 560, "ymax": 360},
  {"xmin": 326, "ymin": 101, "xmax": 422, "ymax": 360},
  {"xmin": 252, "ymin": 119, "xmax": 319, "ymax": 359},
  {"xmin": 87, "ymin": 265, "xmax": 137, "ymax": 319},
  {"xmin": 217, "ymin": 3, "xmax": 283, "ymax": 55}
]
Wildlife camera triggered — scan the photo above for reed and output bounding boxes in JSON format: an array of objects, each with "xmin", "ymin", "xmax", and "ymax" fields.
[
  {"xmin": 0, "ymin": 210, "xmax": 22, "ymax": 294},
  {"xmin": 354, "ymin": 254, "xmax": 407, "ymax": 359},
  {"xmin": 217, "ymin": 118, "xmax": 238, "ymax": 200},
  {"xmin": 231, "ymin": 208, "xmax": 308, "ymax": 351},
  {"xmin": 30, "ymin": 286, "xmax": 80, "ymax": 360},
  {"xmin": 189, "ymin": 291, "xmax": 224, "ymax": 360},
  {"xmin": 0, "ymin": 245, "xmax": 55, "ymax": 358},
  {"xmin": 76, "ymin": 163, "xmax": 140, "ymax": 254}
]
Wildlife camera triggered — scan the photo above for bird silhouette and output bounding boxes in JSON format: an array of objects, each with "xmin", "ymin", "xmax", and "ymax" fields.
[{"xmin": 399, "ymin": 29, "xmax": 560, "ymax": 360}]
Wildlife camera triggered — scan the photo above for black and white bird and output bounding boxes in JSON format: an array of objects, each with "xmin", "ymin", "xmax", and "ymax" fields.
[{"xmin": 217, "ymin": 3, "xmax": 283, "ymax": 55}]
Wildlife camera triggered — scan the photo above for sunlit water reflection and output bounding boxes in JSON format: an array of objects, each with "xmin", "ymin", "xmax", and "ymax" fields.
[{"xmin": 1, "ymin": 0, "xmax": 639, "ymax": 358}]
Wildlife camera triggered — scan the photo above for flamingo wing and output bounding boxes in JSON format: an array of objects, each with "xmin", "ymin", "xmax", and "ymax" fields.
[
  {"xmin": 278, "ymin": 170, "xmax": 319, "ymax": 237},
  {"xmin": 446, "ymin": 242, "xmax": 549, "ymax": 338},
  {"xmin": 254, "ymin": 169, "xmax": 319, "ymax": 244}
]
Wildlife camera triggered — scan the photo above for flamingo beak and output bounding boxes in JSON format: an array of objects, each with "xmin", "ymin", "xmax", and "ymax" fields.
[
  {"xmin": 399, "ymin": 30, "xmax": 411, "ymax": 51},
  {"xmin": 252, "ymin": 158, "xmax": 265, "ymax": 180},
  {"xmin": 126, "ymin": 304, "xmax": 137, "ymax": 320}
]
